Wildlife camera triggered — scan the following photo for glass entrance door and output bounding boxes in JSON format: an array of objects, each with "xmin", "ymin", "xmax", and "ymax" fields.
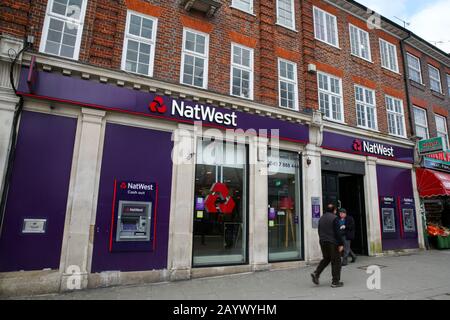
[{"xmin": 192, "ymin": 139, "xmax": 247, "ymax": 267}]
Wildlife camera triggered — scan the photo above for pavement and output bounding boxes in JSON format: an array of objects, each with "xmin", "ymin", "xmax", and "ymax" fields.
[{"xmin": 7, "ymin": 250, "xmax": 450, "ymax": 300}]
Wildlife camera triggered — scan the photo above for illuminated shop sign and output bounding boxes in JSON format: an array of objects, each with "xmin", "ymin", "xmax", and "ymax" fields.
[{"xmin": 353, "ymin": 139, "xmax": 395, "ymax": 158}]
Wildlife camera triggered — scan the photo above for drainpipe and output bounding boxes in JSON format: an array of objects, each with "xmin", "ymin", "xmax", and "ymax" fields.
[
  {"xmin": 400, "ymin": 31, "xmax": 415, "ymax": 138},
  {"xmin": 0, "ymin": 41, "xmax": 31, "ymax": 234}
]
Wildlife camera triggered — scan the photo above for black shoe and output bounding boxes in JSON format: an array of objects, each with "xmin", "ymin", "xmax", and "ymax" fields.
[
  {"xmin": 331, "ymin": 282, "xmax": 344, "ymax": 288},
  {"xmin": 311, "ymin": 273, "xmax": 319, "ymax": 285},
  {"xmin": 342, "ymin": 259, "xmax": 348, "ymax": 266},
  {"xmin": 351, "ymin": 256, "xmax": 357, "ymax": 263}
]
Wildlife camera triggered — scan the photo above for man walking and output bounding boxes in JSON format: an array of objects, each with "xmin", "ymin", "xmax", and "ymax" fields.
[
  {"xmin": 311, "ymin": 203, "xmax": 344, "ymax": 288},
  {"xmin": 339, "ymin": 208, "xmax": 357, "ymax": 266}
]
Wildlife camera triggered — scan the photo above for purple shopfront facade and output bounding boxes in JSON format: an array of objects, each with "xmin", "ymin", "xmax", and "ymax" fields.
[
  {"xmin": 0, "ymin": 67, "xmax": 310, "ymax": 274},
  {"xmin": 322, "ymin": 131, "xmax": 419, "ymax": 251}
]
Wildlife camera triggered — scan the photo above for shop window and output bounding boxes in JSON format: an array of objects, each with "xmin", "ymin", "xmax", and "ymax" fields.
[
  {"xmin": 192, "ymin": 139, "xmax": 248, "ymax": 266},
  {"xmin": 122, "ymin": 11, "xmax": 158, "ymax": 77},
  {"xmin": 317, "ymin": 72, "xmax": 343, "ymax": 122},
  {"xmin": 407, "ymin": 53, "xmax": 423, "ymax": 84},
  {"xmin": 39, "ymin": 0, "xmax": 88, "ymax": 60},
  {"xmin": 386, "ymin": 95, "xmax": 406, "ymax": 138},
  {"xmin": 181, "ymin": 28, "xmax": 209, "ymax": 89},
  {"xmin": 355, "ymin": 85, "xmax": 377, "ymax": 131},
  {"xmin": 278, "ymin": 59, "xmax": 298, "ymax": 111},
  {"xmin": 428, "ymin": 65, "xmax": 442, "ymax": 94},
  {"xmin": 267, "ymin": 151, "xmax": 302, "ymax": 262},
  {"xmin": 231, "ymin": 43, "xmax": 254, "ymax": 100}
]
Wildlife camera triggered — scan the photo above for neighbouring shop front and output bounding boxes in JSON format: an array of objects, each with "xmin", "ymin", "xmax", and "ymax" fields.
[
  {"xmin": 417, "ymin": 151, "xmax": 450, "ymax": 250},
  {"xmin": 321, "ymin": 130, "xmax": 420, "ymax": 254},
  {"xmin": 0, "ymin": 63, "xmax": 310, "ymax": 285}
]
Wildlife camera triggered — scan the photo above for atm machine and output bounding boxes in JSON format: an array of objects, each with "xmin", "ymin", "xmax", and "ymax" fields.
[{"xmin": 116, "ymin": 201, "xmax": 152, "ymax": 242}]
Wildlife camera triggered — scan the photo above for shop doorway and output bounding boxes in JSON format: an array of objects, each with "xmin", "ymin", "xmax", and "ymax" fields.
[{"xmin": 321, "ymin": 157, "xmax": 368, "ymax": 255}]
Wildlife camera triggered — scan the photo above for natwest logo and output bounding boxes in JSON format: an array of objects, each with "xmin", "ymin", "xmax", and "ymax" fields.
[
  {"xmin": 149, "ymin": 96, "xmax": 167, "ymax": 114},
  {"xmin": 121, "ymin": 182, "xmax": 154, "ymax": 191},
  {"xmin": 352, "ymin": 139, "xmax": 394, "ymax": 158}
]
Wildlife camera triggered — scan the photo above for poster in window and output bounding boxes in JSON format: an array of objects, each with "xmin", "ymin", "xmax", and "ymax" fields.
[
  {"xmin": 402, "ymin": 208, "xmax": 416, "ymax": 232},
  {"xmin": 382, "ymin": 208, "xmax": 396, "ymax": 233}
]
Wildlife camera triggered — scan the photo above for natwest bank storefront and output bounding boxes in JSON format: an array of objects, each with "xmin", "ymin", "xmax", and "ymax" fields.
[
  {"xmin": 0, "ymin": 63, "xmax": 311, "ymax": 294},
  {"xmin": 320, "ymin": 129, "xmax": 424, "ymax": 256}
]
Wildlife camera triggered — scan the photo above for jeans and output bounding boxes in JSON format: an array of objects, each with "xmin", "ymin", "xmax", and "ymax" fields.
[
  {"xmin": 314, "ymin": 241, "xmax": 342, "ymax": 283},
  {"xmin": 343, "ymin": 239, "xmax": 356, "ymax": 264}
]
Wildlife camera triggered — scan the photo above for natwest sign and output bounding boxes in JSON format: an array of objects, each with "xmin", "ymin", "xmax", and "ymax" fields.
[
  {"xmin": 352, "ymin": 139, "xmax": 394, "ymax": 158},
  {"xmin": 149, "ymin": 97, "xmax": 238, "ymax": 127}
]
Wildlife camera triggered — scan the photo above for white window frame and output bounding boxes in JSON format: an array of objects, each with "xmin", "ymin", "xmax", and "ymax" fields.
[
  {"xmin": 276, "ymin": 0, "xmax": 296, "ymax": 30},
  {"xmin": 379, "ymin": 39, "xmax": 399, "ymax": 73},
  {"xmin": 278, "ymin": 58, "xmax": 298, "ymax": 111},
  {"xmin": 317, "ymin": 71, "xmax": 344, "ymax": 123},
  {"xmin": 355, "ymin": 85, "xmax": 378, "ymax": 131},
  {"xmin": 121, "ymin": 10, "xmax": 158, "ymax": 77},
  {"xmin": 231, "ymin": 0, "xmax": 253, "ymax": 14},
  {"xmin": 180, "ymin": 28, "xmax": 209, "ymax": 89},
  {"xmin": 349, "ymin": 24, "xmax": 372, "ymax": 62},
  {"xmin": 39, "ymin": 0, "xmax": 88, "ymax": 60},
  {"xmin": 385, "ymin": 95, "xmax": 406, "ymax": 138},
  {"xmin": 447, "ymin": 74, "xmax": 450, "ymax": 96},
  {"xmin": 428, "ymin": 64, "xmax": 442, "ymax": 94},
  {"xmin": 435, "ymin": 114, "xmax": 449, "ymax": 150},
  {"xmin": 230, "ymin": 43, "xmax": 254, "ymax": 100},
  {"xmin": 406, "ymin": 53, "xmax": 423, "ymax": 84},
  {"xmin": 413, "ymin": 106, "xmax": 429, "ymax": 140},
  {"xmin": 313, "ymin": 6, "xmax": 339, "ymax": 48}
]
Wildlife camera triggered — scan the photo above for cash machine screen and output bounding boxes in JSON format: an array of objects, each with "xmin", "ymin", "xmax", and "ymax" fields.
[{"xmin": 116, "ymin": 201, "xmax": 152, "ymax": 242}]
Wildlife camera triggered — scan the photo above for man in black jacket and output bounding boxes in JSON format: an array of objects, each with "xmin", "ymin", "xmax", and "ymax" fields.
[
  {"xmin": 339, "ymin": 208, "xmax": 357, "ymax": 266},
  {"xmin": 311, "ymin": 203, "xmax": 344, "ymax": 288}
]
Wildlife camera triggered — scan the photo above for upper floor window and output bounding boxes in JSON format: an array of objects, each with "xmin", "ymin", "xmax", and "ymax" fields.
[
  {"xmin": 313, "ymin": 6, "xmax": 339, "ymax": 48},
  {"xmin": 447, "ymin": 74, "xmax": 450, "ymax": 96},
  {"xmin": 428, "ymin": 65, "xmax": 442, "ymax": 93},
  {"xmin": 277, "ymin": 0, "xmax": 295, "ymax": 30},
  {"xmin": 317, "ymin": 72, "xmax": 343, "ymax": 122},
  {"xmin": 231, "ymin": 43, "xmax": 254, "ymax": 100},
  {"xmin": 231, "ymin": 0, "xmax": 253, "ymax": 14},
  {"xmin": 40, "ymin": 0, "xmax": 88, "ymax": 60},
  {"xmin": 121, "ymin": 11, "xmax": 158, "ymax": 77},
  {"xmin": 379, "ymin": 39, "xmax": 399, "ymax": 73},
  {"xmin": 355, "ymin": 85, "xmax": 377, "ymax": 130},
  {"xmin": 413, "ymin": 106, "xmax": 429, "ymax": 140},
  {"xmin": 349, "ymin": 24, "xmax": 371, "ymax": 61},
  {"xmin": 435, "ymin": 114, "xmax": 449, "ymax": 150},
  {"xmin": 386, "ymin": 95, "xmax": 405, "ymax": 137},
  {"xmin": 278, "ymin": 58, "xmax": 298, "ymax": 110},
  {"xmin": 181, "ymin": 29, "xmax": 209, "ymax": 89},
  {"xmin": 407, "ymin": 53, "xmax": 422, "ymax": 84}
]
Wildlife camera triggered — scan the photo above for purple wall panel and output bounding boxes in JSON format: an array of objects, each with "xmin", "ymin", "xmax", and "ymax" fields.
[
  {"xmin": 91, "ymin": 123, "xmax": 173, "ymax": 273},
  {"xmin": 376, "ymin": 165, "xmax": 419, "ymax": 250},
  {"xmin": 0, "ymin": 111, "xmax": 76, "ymax": 272}
]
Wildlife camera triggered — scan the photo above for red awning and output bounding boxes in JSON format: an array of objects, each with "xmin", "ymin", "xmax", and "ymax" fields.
[{"xmin": 416, "ymin": 168, "xmax": 450, "ymax": 198}]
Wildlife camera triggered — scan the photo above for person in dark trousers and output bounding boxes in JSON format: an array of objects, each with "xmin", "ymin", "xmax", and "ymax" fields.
[
  {"xmin": 339, "ymin": 208, "xmax": 357, "ymax": 266},
  {"xmin": 311, "ymin": 203, "xmax": 344, "ymax": 288}
]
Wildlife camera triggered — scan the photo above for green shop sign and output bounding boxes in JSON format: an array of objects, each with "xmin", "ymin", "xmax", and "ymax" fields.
[{"xmin": 418, "ymin": 137, "xmax": 444, "ymax": 155}]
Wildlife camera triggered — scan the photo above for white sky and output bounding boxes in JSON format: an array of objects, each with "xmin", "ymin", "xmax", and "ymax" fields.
[{"xmin": 357, "ymin": 0, "xmax": 450, "ymax": 53}]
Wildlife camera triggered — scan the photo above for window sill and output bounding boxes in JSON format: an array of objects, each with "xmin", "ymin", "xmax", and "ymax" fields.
[
  {"xmin": 230, "ymin": 5, "xmax": 256, "ymax": 17},
  {"xmin": 323, "ymin": 117, "xmax": 347, "ymax": 125},
  {"xmin": 388, "ymin": 133, "xmax": 407, "ymax": 139},
  {"xmin": 350, "ymin": 53, "xmax": 373, "ymax": 64},
  {"xmin": 279, "ymin": 105, "xmax": 299, "ymax": 112},
  {"xmin": 275, "ymin": 22, "xmax": 298, "ymax": 33},
  {"xmin": 357, "ymin": 126, "xmax": 380, "ymax": 133},
  {"xmin": 431, "ymin": 90, "xmax": 446, "ymax": 100},
  {"xmin": 315, "ymin": 38, "xmax": 341, "ymax": 51},
  {"xmin": 381, "ymin": 66, "xmax": 401, "ymax": 77},
  {"xmin": 230, "ymin": 93, "xmax": 254, "ymax": 101},
  {"xmin": 409, "ymin": 79, "xmax": 426, "ymax": 91}
]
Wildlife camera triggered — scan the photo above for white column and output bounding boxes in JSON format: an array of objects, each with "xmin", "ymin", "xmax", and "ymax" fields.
[
  {"xmin": 167, "ymin": 124, "xmax": 196, "ymax": 281},
  {"xmin": 411, "ymin": 168, "xmax": 426, "ymax": 249},
  {"xmin": 364, "ymin": 157, "xmax": 383, "ymax": 255},
  {"xmin": 249, "ymin": 136, "xmax": 269, "ymax": 271},
  {"xmin": 60, "ymin": 108, "xmax": 105, "ymax": 291},
  {"xmin": 302, "ymin": 143, "xmax": 322, "ymax": 262}
]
